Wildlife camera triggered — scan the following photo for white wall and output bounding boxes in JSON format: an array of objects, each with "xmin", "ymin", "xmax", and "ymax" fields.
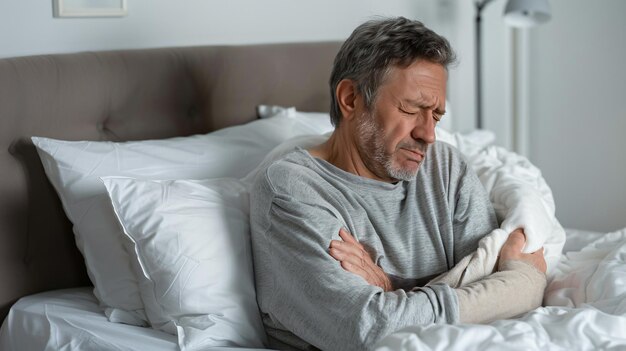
[
  {"xmin": 423, "ymin": 0, "xmax": 626, "ymax": 233},
  {"xmin": 0, "ymin": 0, "xmax": 419, "ymax": 59},
  {"xmin": 528, "ymin": 0, "xmax": 626, "ymax": 232},
  {"xmin": 414, "ymin": 0, "xmax": 477, "ymax": 134}
]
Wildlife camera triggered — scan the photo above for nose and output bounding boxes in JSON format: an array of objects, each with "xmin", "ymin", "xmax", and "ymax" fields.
[{"xmin": 411, "ymin": 110, "xmax": 436, "ymax": 145}]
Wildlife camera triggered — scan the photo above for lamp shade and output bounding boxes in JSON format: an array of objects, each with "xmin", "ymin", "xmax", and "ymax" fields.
[{"xmin": 504, "ymin": 0, "xmax": 551, "ymax": 28}]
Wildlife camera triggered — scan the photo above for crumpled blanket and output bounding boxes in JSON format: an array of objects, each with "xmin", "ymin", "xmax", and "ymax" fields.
[
  {"xmin": 375, "ymin": 228, "xmax": 626, "ymax": 351},
  {"xmin": 429, "ymin": 129, "xmax": 566, "ymax": 287}
]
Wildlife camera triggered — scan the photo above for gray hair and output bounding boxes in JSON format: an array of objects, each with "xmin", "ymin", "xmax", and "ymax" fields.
[{"xmin": 329, "ymin": 17, "xmax": 456, "ymax": 127}]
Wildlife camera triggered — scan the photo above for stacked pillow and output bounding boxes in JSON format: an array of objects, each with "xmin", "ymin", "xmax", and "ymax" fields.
[
  {"xmin": 103, "ymin": 177, "xmax": 265, "ymax": 349},
  {"xmin": 33, "ymin": 109, "xmax": 333, "ymax": 349}
]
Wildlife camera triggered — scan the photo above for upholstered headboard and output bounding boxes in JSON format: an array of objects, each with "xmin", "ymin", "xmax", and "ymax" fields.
[{"xmin": 0, "ymin": 41, "xmax": 341, "ymax": 322}]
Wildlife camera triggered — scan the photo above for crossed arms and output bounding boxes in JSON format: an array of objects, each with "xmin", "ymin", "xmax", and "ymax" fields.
[
  {"xmin": 330, "ymin": 227, "xmax": 547, "ymax": 324},
  {"xmin": 250, "ymin": 148, "xmax": 546, "ymax": 350}
]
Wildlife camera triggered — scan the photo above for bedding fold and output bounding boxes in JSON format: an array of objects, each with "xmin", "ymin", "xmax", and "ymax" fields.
[
  {"xmin": 430, "ymin": 129, "xmax": 566, "ymax": 288},
  {"xmin": 375, "ymin": 227, "xmax": 626, "ymax": 351}
]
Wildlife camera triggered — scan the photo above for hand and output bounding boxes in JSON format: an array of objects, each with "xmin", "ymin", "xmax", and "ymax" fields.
[
  {"xmin": 498, "ymin": 228, "xmax": 547, "ymax": 273},
  {"xmin": 329, "ymin": 228, "xmax": 393, "ymax": 291}
]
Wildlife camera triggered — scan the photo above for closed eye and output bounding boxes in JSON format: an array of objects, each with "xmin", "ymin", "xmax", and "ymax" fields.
[
  {"xmin": 399, "ymin": 108, "xmax": 418, "ymax": 116},
  {"xmin": 401, "ymin": 107, "xmax": 443, "ymax": 123}
]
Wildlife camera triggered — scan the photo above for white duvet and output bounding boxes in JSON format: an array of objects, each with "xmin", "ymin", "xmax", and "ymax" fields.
[
  {"xmin": 376, "ymin": 227, "xmax": 626, "ymax": 351},
  {"xmin": 429, "ymin": 129, "xmax": 566, "ymax": 289},
  {"xmin": 375, "ymin": 129, "xmax": 626, "ymax": 350}
]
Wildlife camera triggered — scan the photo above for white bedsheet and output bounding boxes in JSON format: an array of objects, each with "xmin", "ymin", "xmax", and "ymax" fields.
[
  {"xmin": 375, "ymin": 227, "xmax": 626, "ymax": 351},
  {"xmin": 0, "ymin": 288, "xmax": 269, "ymax": 351},
  {"xmin": 0, "ymin": 229, "xmax": 621, "ymax": 351}
]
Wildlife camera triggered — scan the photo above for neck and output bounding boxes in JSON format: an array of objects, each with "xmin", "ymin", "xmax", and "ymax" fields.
[{"xmin": 308, "ymin": 126, "xmax": 390, "ymax": 182}]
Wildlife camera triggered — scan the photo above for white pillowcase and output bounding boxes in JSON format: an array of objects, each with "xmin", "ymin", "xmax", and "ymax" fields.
[
  {"xmin": 102, "ymin": 177, "xmax": 266, "ymax": 350},
  {"xmin": 32, "ymin": 111, "xmax": 333, "ymax": 325}
]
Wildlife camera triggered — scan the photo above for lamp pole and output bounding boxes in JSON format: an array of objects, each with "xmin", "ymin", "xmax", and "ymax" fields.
[
  {"xmin": 475, "ymin": 0, "xmax": 496, "ymax": 130},
  {"xmin": 474, "ymin": 0, "xmax": 551, "ymax": 130}
]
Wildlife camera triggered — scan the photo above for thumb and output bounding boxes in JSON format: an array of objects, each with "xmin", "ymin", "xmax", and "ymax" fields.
[{"xmin": 505, "ymin": 230, "xmax": 526, "ymax": 251}]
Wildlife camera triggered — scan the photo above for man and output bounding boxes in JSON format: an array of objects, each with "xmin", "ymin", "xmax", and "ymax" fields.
[{"xmin": 250, "ymin": 17, "xmax": 546, "ymax": 351}]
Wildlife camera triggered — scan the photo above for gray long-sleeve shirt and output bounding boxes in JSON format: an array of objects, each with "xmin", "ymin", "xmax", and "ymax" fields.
[{"xmin": 249, "ymin": 141, "xmax": 498, "ymax": 351}]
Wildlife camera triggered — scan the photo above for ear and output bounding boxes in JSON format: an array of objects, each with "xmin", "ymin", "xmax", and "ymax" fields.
[{"xmin": 335, "ymin": 79, "xmax": 360, "ymax": 122}]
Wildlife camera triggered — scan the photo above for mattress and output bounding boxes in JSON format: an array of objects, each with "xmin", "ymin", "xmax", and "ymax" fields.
[{"xmin": 0, "ymin": 288, "xmax": 268, "ymax": 351}]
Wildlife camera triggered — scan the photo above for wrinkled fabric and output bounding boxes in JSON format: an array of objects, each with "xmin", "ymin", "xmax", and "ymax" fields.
[
  {"xmin": 0, "ymin": 289, "xmax": 273, "ymax": 351},
  {"xmin": 375, "ymin": 228, "xmax": 626, "ymax": 351},
  {"xmin": 430, "ymin": 129, "xmax": 566, "ymax": 289}
]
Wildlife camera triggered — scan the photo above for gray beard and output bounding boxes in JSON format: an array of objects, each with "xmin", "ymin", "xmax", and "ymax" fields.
[{"xmin": 355, "ymin": 112, "xmax": 421, "ymax": 182}]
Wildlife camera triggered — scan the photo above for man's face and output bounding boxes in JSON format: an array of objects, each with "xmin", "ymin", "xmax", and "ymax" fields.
[{"xmin": 354, "ymin": 60, "xmax": 447, "ymax": 182}]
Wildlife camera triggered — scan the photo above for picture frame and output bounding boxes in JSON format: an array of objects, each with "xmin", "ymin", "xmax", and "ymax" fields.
[{"xmin": 53, "ymin": 0, "xmax": 128, "ymax": 18}]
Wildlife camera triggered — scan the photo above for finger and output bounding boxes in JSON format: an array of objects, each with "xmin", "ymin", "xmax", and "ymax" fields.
[
  {"xmin": 337, "ymin": 250, "xmax": 370, "ymax": 269},
  {"xmin": 329, "ymin": 243, "xmax": 360, "ymax": 263},
  {"xmin": 511, "ymin": 228, "xmax": 526, "ymax": 237},
  {"xmin": 332, "ymin": 238, "xmax": 367, "ymax": 260},
  {"xmin": 504, "ymin": 231, "xmax": 526, "ymax": 251},
  {"xmin": 329, "ymin": 240, "xmax": 352, "ymax": 253},
  {"xmin": 509, "ymin": 230, "xmax": 526, "ymax": 242},
  {"xmin": 329, "ymin": 247, "xmax": 343, "ymax": 261},
  {"xmin": 339, "ymin": 228, "xmax": 360, "ymax": 245}
]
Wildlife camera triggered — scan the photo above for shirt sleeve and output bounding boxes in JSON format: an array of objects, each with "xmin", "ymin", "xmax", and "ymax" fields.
[
  {"xmin": 250, "ymin": 164, "xmax": 460, "ymax": 351},
  {"xmin": 456, "ymin": 260, "xmax": 546, "ymax": 324},
  {"xmin": 451, "ymin": 157, "xmax": 499, "ymax": 262}
]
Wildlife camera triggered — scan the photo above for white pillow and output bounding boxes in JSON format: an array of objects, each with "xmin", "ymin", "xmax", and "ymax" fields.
[
  {"xmin": 32, "ymin": 112, "xmax": 333, "ymax": 325},
  {"xmin": 241, "ymin": 133, "xmax": 331, "ymax": 186},
  {"xmin": 102, "ymin": 177, "xmax": 266, "ymax": 350}
]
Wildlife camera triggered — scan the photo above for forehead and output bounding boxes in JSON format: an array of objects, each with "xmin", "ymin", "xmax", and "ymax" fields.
[{"xmin": 379, "ymin": 60, "xmax": 447, "ymax": 105}]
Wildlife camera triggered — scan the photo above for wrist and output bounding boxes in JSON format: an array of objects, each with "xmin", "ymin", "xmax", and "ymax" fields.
[
  {"xmin": 500, "ymin": 259, "xmax": 547, "ymax": 279},
  {"xmin": 384, "ymin": 276, "xmax": 393, "ymax": 292}
]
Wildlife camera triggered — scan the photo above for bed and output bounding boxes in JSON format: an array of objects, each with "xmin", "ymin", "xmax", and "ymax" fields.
[{"xmin": 0, "ymin": 42, "xmax": 624, "ymax": 351}]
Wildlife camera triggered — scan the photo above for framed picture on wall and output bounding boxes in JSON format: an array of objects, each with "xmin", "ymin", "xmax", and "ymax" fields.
[{"xmin": 53, "ymin": 0, "xmax": 127, "ymax": 18}]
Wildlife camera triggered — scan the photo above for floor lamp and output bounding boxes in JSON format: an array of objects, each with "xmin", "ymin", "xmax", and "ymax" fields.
[{"xmin": 474, "ymin": 0, "xmax": 551, "ymax": 129}]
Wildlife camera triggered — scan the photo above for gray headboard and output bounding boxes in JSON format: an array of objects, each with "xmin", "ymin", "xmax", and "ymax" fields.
[{"xmin": 0, "ymin": 41, "xmax": 342, "ymax": 322}]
